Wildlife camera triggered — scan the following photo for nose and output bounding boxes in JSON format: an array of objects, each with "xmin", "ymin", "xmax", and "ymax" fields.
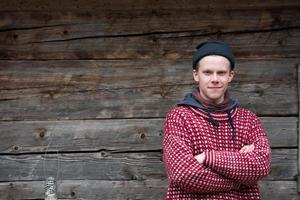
[{"xmin": 211, "ymin": 73, "xmax": 219, "ymax": 83}]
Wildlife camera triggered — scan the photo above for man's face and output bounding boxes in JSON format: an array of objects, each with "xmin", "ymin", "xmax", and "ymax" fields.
[{"xmin": 193, "ymin": 55, "xmax": 234, "ymax": 104}]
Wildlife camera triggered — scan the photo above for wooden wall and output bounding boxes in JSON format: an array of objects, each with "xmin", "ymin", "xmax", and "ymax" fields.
[{"xmin": 0, "ymin": 0, "xmax": 299, "ymax": 199}]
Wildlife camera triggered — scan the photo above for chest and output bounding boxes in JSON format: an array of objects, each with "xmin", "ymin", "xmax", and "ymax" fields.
[{"xmin": 185, "ymin": 116, "xmax": 253, "ymax": 155}]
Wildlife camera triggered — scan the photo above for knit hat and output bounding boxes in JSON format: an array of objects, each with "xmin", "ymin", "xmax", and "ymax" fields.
[{"xmin": 192, "ymin": 40, "xmax": 235, "ymax": 70}]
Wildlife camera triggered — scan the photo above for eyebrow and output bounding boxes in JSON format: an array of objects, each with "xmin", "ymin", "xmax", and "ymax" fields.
[{"xmin": 201, "ymin": 69, "xmax": 228, "ymax": 72}]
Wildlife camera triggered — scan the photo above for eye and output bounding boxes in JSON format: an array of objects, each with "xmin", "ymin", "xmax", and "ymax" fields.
[
  {"xmin": 218, "ymin": 71, "xmax": 227, "ymax": 75},
  {"xmin": 203, "ymin": 71, "xmax": 212, "ymax": 75}
]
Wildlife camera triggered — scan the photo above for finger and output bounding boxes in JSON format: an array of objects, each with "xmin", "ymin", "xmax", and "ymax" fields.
[
  {"xmin": 241, "ymin": 145, "xmax": 255, "ymax": 153},
  {"xmin": 241, "ymin": 145, "xmax": 254, "ymax": 153},
  {"xmin": 243, "ymin": 146, "xmax": 250, "ymax": 153},
  {"xmin": 195, "ymin": 154, "xmax": 204, "ymax": 164},
  {"xmin": 239, "ymin": 146, "xmax": 248, "ymax": 153},
  {"xmin": 249, "ymin": 144, "xmax": 255, "ymax": 152},
  {"xmin": 245, "ymin": 146, "xmax": 252, "ymax": 153},
  {"xmin": 240, "ymin": 146, "xmax": 246, "ymax": 153}
]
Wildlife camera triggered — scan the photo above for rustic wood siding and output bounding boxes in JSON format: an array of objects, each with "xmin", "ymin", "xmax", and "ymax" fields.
[{"xmin": 0, "ymin": 0, "xmax": 299, "ymax": 199}]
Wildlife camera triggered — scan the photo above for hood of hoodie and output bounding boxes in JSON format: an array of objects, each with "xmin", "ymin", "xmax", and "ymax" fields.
[
  {"xmin": 177, "ymin": 93, "xmax": 238, "ymax": 113},
  {"xmin": 177, "ymin": 93, "xmax": 239, "ymax": 140}
]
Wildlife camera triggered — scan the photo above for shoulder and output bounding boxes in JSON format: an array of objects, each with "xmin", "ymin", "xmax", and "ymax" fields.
[
  {"xmin": 165, "ymin": 106, "xmax": 199, "ymax": 126},
  {"xmin": 236, "ymin": 107, "xmax": 259, "ymax": 118},
  {"xmin": 166, "ymin": 106, "xmax": 194, "ymax": 119},
  {"xmin": 235, "ymin": 107, "xmax": 263, "ymax": 127}
]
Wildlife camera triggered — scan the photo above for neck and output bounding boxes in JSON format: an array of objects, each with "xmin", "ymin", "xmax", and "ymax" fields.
[
  {"xmin": 192, "ymin": 87, "xmax": 230, "ymax": 111},
  {"xmin": 199, "ymin": 91, "xmax": 224, "ymax": 105}
]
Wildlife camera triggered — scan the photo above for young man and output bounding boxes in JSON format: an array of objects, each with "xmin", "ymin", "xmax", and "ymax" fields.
[{"xmin": 163, "ymin": 41, "xmax": 271, "ymax": 200}]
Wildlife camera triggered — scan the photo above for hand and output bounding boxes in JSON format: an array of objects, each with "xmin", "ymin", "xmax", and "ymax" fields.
[
  {"xmin": 239, "ymin": 144, "xmax": 255, "ymax": 153},
  {"xmin": 195, "ymin": 152, "xmax": 205, "ymax": 164}
]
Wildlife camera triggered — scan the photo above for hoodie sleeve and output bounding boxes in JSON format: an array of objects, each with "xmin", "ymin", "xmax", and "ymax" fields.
[
  {"xmin": 163, "ymin": 109, "xmax": 240, "ymax": 193},
  {"xmin": 203, "ymin": 114, "xmax": 271, "ymax": 186}
]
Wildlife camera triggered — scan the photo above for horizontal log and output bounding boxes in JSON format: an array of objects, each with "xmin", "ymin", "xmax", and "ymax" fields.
[
  {"xmin": 0, "ymin": 179, "xmax": 168, "ymax": 200},
  {"xmin": 0, "ymin": 0, "xmax": 299, "ymax": 11},
  {"xmin": 0, "ymin": 28, "xmax": 299, "ymax": 60},
  {"xmin": 0, "ymin": 82, "xmax": 297, "ymax": 120},
  {"xmin": 262, "ymin": 117, "xmax": 298, "ymax": 148},
  {"xmin": 0, "ymin": 59, "xmax": 297, "ymax": 119},
  {"xmin": 0, "ymin": 149, "xmax": 296, "ymax": 182},
  {"xmin": 259, "ymin": 181, "xmax": 299, "ymax": 200},
  {"xmin": 0, "ymin": 119, "xmax": 163, "ymax": 153},
  {"xmin": 1, "ymin": 7, "xmax": 299, "ymax": 43},
  {"xmin": 231, "ymin": 83, "xmax": 297, "ymax": 115},
  {"xmin": 0, "ymin": 151, "xmax": 166, "ymax": 182},
  {"xmin": 268, "ymin": 149, "xmax": 297, "ymax": 181},
  {"xmin": 298, "ymin": 57, "xmax": 300, "ymax": 193},
  {"xmin": 0, "ymin": 59, "xmax": 297, "ymax": 90},
  {"xmin": 0, "ymin": 117, "xmax": 296, "ymax": 154},
  {"xmin": 0, "ymin": 180, "xmax": 298, "ymax": 200}
]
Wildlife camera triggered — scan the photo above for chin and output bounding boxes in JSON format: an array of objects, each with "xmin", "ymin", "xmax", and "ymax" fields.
[
  {"xmin": 208, "ymin": 94, "xmax": 222, "ymax": 100},
  {"xmin": 207, "ymin": 96, "xmax": 223, "ymax": 102}
]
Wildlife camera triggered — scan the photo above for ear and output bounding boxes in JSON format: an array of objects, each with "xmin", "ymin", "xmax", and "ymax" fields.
[
  {"xmin": 193, "ymin": 70, "xmax": 199, "ymax": 82},
  {"xmin": 228, "ymin": 70, "xmax": 235, "ymax": 82}
]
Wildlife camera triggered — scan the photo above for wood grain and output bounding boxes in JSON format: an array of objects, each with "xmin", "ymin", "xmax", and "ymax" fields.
[
  {"xmin": 0, "ymin": 180, "xmax": 298, "ymax": 200},
  {"xmin": 0, "ymin": 0, "xmax": 299, "ymax": 11},
  {"xmin": 298, "ymin": 63, "xmax": 300, "ymax": 192},
  {"xmin": 0, "ymin": 59, "xmax": 297, "ymax": 89},
  {"xmin": 0, "ymin": 7, "xmax": 299, "ymax": 42},
  {"xmin": 0, "ymin": 117, "xmax": 296, "ymax": 154},
  {"xmin": 0, "ymin": 179, "xmax": 167, "ymax": 200},
  {"xmin": 0, "ymin": 28, "xmax": 299, "ymax": 60},
  {"xmin": 259, "ymin": 181, "xmax": 299, "ymax": 200},
  {"xmin": 0, "ymin": 59, "xmax": 298, "ymax": 120},
  {"xmin": 0, "ymin": 83, "xmax": 296, "ymax": 120},
  {"xmin": 0, "ymin": 149, "xmax": 296, "ymax": 182}
]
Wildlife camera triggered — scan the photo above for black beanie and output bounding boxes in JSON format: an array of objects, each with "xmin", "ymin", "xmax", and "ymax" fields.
[{"xmin": 192, "ymin": 40, "xmax": 235, "ymax": 70}]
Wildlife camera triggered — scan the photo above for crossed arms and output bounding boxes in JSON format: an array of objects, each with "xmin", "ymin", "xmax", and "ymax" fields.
[{"xmin": 163, "ymin": 110, "xmax": 271, "ymax": 193}]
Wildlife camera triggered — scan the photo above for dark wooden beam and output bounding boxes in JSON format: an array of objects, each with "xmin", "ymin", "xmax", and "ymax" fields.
[
  {"xmin": 0, "ymin": 28, "xmax": 299, "ymax": 60},
  {"xmin": 0, "ymin": 117, "xmax": 296, "ymax": 154},
  {"xmin": 0, "ymin": 59, "xmax": 298, "ymax": 120},
  {"xmin": 0, "ymin": 180, "xmax": 298, "ymax": 200},
  {"xmin": 0, "ymin": 149, "xmax": 296, "ymax": 182}
]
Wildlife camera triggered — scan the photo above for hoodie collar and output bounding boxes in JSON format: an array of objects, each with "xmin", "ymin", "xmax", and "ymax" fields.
[
  {"xmin": 188, "ymin": 106, "xmax": 238, "ymax": 121},
  {"xmin": 177, "ymin": 92, "xmax": 238, "ymax": 140},
  {"xmin": 177, "ymin": 93, "xmax": 238, "ymax": 120}
]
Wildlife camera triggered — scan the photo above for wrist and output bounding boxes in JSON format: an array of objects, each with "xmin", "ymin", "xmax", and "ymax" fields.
[
  {"xmin": 204, "ymin": 150, "xmax": 215, "ymax": 167},
  {"xmin": 195, "ymin": 152, "xmax": 206, "ymax": 164}
]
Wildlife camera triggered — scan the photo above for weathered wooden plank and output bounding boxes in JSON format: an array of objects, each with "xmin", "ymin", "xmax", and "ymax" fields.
[
  {"xmin": 269, "ymin": 149, "xmax": 297, "ymax": 181},
  {"xmin": 0, "ymin": 28, "xmax": 299, "ymax": 60},
  {"xmin": 262, "ymin": 117, "xmax": 298, "ymax": 148},
  {"xmin": 232, "ymin": 83, "xmax": 297, "ymax": 115},
  {"xmin": 0, "ymin": 119, "xmax": 163, "ymax": 153},
  {"xmin": 0, "ymin": 180, "xmax": 298, "ymax": 200},
  {"xmin": 0, "ymin": 117, "xmax": 296, "ymax": 154},
  {"xmin": 259, "ymin": 181, "xmax": 300, "ymax": 200},
  {"xmin": 0, "ymin": 179, "xmax": 167, "ymax": 200},
  {"xmin": 0, "ymin": 149, "xmax": 296, "ymax": 182},
  {"xmin": 298, "ymin": 63, "xmax": 300, "ymax": 193},
  {"xmin": 1, "ymin": 7, "xmax": 299, "ymax": 44},
  {"xmin": 0, "ymin": 0, "xmax": 299, "ymax": 11},
  {"xmin": 0, "ymin": 82, "xmax": 297, "ymax": 120},
  {"xmin": 0, "ymin": 59, "xmax": 297, "ymax": 119},
  {"xmin": 0, "ymin": 59, "xmax": 297, "ymax": 90},
  {"xmin": 0, "ymin": 152, "xmax": 166, "ymax": 182}
]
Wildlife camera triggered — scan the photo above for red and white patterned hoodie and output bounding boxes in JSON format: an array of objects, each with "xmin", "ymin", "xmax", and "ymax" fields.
[{"xmin": 163, "ymin": 93, "xmax": 271, "ymax": 200}]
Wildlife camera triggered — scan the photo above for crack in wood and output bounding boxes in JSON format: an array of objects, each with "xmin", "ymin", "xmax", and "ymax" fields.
[
  {"xmin": 0, "ymin": 148, "xmax": 162, "ymax": 156},
  {"xmin": 0, "ymin": 23, "xmax": 82, "ymax": 33},
  {"xmin": 13, "ymin": 26, "xmax": 300, "ymax": 44}
]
